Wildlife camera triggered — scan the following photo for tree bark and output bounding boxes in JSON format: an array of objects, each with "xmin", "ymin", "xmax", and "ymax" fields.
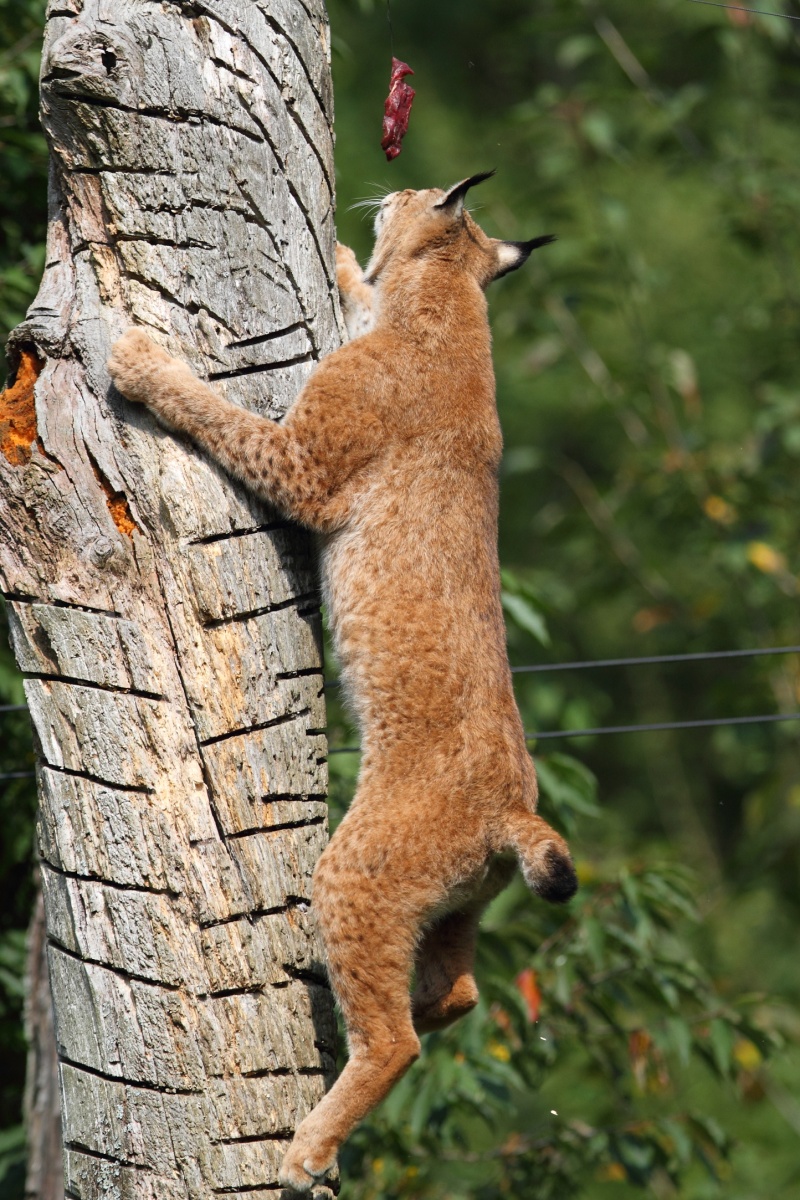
[
  {"xmin": 24, "ymin": 879, "xmax": 64, "ymax": 1200},
  {"xmin": 1, "ymin": 1, "xmax": 341, "ymax": 1195}
]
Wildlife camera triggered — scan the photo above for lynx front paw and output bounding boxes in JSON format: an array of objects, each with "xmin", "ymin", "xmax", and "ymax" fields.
[
  {"xmin": 107, "ymin": 328, "xmax": 175, "ymax": 406},
  {"xmin": 335, "ymin": 244, "xmax": 374, "ymax": 341},
  {"xmin": 335, "ymin": 241, "xmax": 363, "ymax": 289}
]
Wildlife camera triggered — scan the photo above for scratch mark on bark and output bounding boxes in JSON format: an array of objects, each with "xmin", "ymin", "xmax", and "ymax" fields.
[
  {"xmin": 202, "ymin": 592, "xmax": 320, "ymax": 630},
  {"xmin": 208, "ymin": 352, "xmax": 312, "ymax": 382},
  {"xmin": 199, "ymin": 706, "xmax": 311, "ymax": 748},
  {"xmin": 57, "ymin": 1054, "xmax": 202, "ymax": 1095}
]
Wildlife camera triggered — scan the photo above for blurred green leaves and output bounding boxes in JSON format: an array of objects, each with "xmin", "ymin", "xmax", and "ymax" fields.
[
  {"xmin": 0, "ymin": 0, "xmax": 47, "ymax": 350},
  {"xmin": 501, "ymin": 566, "xmax": 551, "ymax": 647}
]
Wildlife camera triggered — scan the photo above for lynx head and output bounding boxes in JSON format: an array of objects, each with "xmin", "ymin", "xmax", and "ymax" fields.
[{"xmin": 365, "ymin": 171, "xmax": 554, "ymax": 290}]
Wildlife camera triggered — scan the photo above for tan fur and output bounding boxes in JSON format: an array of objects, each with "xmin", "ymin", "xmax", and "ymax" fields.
[{"xmin": 108, "ymin": 179, "xmax": 577, "ymax": 1193}]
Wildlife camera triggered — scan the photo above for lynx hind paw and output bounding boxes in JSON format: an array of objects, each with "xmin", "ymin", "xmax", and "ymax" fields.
[
  {"xmin": 413, "ymin": 979, "xmax": 480, "ymax": 1033},
  {"xmin": 279, "ymin": 1141, "xmax": 337, "ymax": 1195}
]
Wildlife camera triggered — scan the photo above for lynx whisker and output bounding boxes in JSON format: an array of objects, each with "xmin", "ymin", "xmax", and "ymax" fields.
[{"xmin": 348, "ymin": 197, "xmax": 386, "ymax": 215}]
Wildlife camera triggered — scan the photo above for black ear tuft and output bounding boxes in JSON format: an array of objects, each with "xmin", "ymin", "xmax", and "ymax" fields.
[
  {"xmin": 434, "ymin": 170, "xmax": 496, "ymax": 216},
  {"xmin": 494, "ymin": 234, "xmax": 556, "ymax": 279}
]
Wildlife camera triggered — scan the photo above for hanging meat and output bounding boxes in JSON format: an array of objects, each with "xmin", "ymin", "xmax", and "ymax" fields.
[{"xmin": 381, "ymin": 57, "xmax": 416, "ymax": 161}]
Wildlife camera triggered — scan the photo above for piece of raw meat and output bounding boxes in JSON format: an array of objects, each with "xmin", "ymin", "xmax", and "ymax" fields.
[{"xmin": 381, "ymin": 57, "xmax": 415, "ymax": 161}]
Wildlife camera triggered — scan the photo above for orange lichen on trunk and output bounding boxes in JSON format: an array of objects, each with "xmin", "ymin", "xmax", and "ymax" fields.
[
  {"xmin": 87, "ymin": 449, "xmax": 139, "ymax": 538},
  {"xmin": 0, "ymin": 347, "xmax": 42, "ymax": 465},
  {"xmin": 105, "ymin": 489, "xmax": 138, "ymax": 537},
  {"xmin": 97, "ymin": 470, "xmax": 138, "ymax": 537}
]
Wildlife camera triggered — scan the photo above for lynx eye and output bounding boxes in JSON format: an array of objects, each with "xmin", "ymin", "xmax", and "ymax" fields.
[{"xmin": 374, "ymin": 192, "xmax": 400, "ymax": 234}]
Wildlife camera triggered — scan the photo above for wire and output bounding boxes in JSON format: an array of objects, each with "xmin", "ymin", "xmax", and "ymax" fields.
[
  {"xmin": 686, "ymin": 0, "xmax": 800, "ymax": 21},
  {"xmin": 328, "ymin": 710, "xmax": 800, "ymax": 754},
  {"xmin": 511, "ymin": 644, "xmax": 800, "ymax": 675},
  {"xmin": 0, "ymin": 771, "xmax": 35, "ymax": 781},
  {"xmin": 0, "ymin": 703, "xmax": 28, "ymax": 713},
  {"xmin": 323, "ymin": 644, "xmax": 800, "ymax": 690},
  {"xmin": 528, "ymin": 711, "xmax": 800, "ymax": 740}
]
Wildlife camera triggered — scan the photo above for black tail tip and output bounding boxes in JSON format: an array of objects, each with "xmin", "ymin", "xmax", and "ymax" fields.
[{"xmin": 535, "ymin": 845, "xmax": 579, "ymax": 904}]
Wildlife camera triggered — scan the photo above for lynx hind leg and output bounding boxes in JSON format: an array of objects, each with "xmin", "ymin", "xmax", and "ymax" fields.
[
  {"xmin": 412, "ymin": 910, "xmax": 481, "ymax": 1033},
  {"xmin": 279, "ymin": 847, "xmax": 421, "ymax": 1192},
  {"xmin": 336, "ymin": 242, "xmax": 374, "ymax": 341},
  {"xmin": 509, "ymin": 812, "xmax": 578, "ymax": 904}
]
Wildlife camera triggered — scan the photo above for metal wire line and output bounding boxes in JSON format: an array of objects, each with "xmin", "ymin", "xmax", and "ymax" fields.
[
  {"xmin": 510, "ymin": 643, "xmax": 800, "ymax": 675},
  {"xmin": 322, "ymin": 643, "xmax": 800, "ymax": 689},
  {"xmin": 686, "ymin": 1, "xmax": 800, "ymax": 21},
  {"xmin": 325, "ymin": 644, "xmax": 800, "ymax": 752},
  {"xmin": 328, "ymin": 711, "xmax": 800, "ymax": 754}
]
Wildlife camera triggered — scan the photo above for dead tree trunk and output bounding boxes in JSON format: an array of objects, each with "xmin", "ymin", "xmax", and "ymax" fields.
[
  {"xmin": 24, "ymin": 881, "xmax": 64, "ymax": 1200},
  {"xmin": 1, "ymin": 1, "xmax": 341, "ymax": 1195}
]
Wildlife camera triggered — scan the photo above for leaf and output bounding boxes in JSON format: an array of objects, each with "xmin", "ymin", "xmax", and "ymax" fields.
[
  {"xmin": 501, "ymin": 590, "xmax": 550, "ymax": 646},
  {"xmin": 535, "ymin": 753, "xmax": 600, "ymax": 830},
  {"xmin": 663, "ymin": 1016, "xmax": 692, "ymax": 1068},
  {"xmin": 709, "ymin": 1017, "xmax": 735, "ymax": 1078}
]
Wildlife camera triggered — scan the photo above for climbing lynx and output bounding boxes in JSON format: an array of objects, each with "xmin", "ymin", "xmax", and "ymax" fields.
[{"xmin": 108, "ymin": 172, "xmax": 577, "ymax": 1194}]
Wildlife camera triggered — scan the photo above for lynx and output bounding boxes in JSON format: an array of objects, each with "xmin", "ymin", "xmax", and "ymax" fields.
[{"xmin": 108, "ymin": 172, "xmax": 577, "ymax": 1194}]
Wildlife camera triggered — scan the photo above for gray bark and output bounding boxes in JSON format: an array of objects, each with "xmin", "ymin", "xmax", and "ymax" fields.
[
  {"xmin": 1, "ymin": 1, "xmax": 341, "ymax": 1195},
  {"xmin": 24, "ymin": 880, "xmax": 64, "ymax": 1200}
]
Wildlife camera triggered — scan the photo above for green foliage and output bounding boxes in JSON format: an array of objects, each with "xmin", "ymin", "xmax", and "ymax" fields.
[
  {"xmin": 0, "ymin": 1124, "xmax": 26, "ymax": 1200},
  {"xmin": 0, "ymin": 0, "xmax": 47, "ymax": 351},
  {"xmin": 501, "ymin": 566, "xmax": 551, "ymax": 648}
]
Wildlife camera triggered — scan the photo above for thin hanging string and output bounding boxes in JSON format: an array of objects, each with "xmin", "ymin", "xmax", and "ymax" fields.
[
  {"xmin": 386, "ymin": 0, "xmax": 395, "ymax": 58},
  {"xmin": 686, "ymin": 0, "xmax": 800, "ymax": 21}
]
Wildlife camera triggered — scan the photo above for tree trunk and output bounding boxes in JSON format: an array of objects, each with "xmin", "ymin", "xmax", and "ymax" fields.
[
  {"xmin": 1, "ymin": 1, "xmax": 341, "ymax": 1195},
  {"xmin": 24, "ymin": 879, "xmax": 64, "ymax": 1200}
]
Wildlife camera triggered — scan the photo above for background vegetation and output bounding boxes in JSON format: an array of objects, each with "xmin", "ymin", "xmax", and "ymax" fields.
[{"xmin": 2, "ymin": 1, "xmax": 799, "ymax": 1196}]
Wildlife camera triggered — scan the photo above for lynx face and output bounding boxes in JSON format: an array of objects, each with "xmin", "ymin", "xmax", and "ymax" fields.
[{"xmin": 365, "ymin": 175, "xmax": 554, "ymax": 290}]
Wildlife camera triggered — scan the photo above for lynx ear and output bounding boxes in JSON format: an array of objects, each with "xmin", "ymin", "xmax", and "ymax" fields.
[
  {"xmin": 434, "ymin": 170, "xmax": 496, "ymax": 219},
  {"xmin": 493, "ymin": 235, "xmax": 556, "ymax": 280}
]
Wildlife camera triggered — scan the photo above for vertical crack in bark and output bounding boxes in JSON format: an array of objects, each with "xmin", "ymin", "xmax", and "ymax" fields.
[{"xmin": 85, "ymin": 447, "xmax": 140, "ymax": 537}]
